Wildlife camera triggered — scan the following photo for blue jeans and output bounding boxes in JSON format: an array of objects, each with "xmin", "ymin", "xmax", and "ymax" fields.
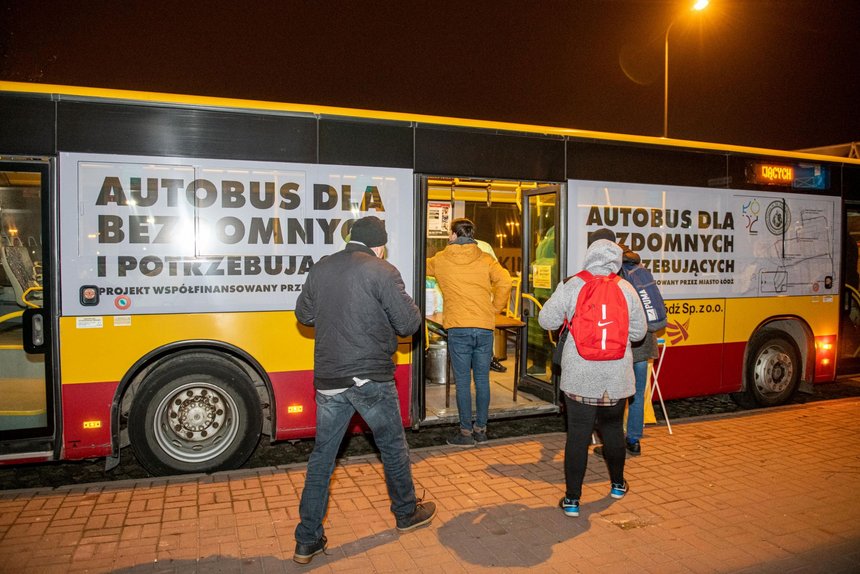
[
  {"xmin": 295, "ymin": 381, "xmax": 416, "ymax": 544},
  {"xmin": 447, "ymin": 327, "xmax": 494, "ymax": 431},
  {"xmin": 626, "ymin": 360, "xmax": 649, "ymax": 443}
]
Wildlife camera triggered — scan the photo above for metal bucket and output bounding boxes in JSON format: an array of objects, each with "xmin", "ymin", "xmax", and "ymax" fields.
[
  {"xmin": 493, "ymin": 329, "xmax": 508, "ymax": 360},
  {"xmin": 425, "ymin": 339, "xmax": 448, "ymax": 385}
]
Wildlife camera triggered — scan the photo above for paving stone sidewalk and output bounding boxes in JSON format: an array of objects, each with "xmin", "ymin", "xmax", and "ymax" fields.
[{"xmin": 1, "ymin": 398, "xmax": 859, "ymax": 574}]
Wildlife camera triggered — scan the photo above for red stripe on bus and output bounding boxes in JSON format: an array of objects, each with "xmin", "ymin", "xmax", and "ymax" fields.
[
  {"xmin": 652, "ymin": 341, "xmax": 746, "ymax": 400},
  {"xmin": 62, "ymin": 381, "xmax": 116, "ymax": 460},
  {"xmin": 270, "ymin": 364, "xmax": 414, "ymax": 441}
]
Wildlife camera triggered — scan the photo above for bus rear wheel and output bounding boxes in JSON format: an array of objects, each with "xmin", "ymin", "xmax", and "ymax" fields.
[
  {"xmin": 736, "ymin": 330, "xmax": 800, "ymax": 408},
  {"xmin": 129, "ymin": 353, "xmax": 262, "ymax": 476}
]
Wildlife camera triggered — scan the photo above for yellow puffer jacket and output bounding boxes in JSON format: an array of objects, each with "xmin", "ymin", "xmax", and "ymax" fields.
[{"xmin": 427, "ymin": 242, "xmax": 512, "ymax": 330}]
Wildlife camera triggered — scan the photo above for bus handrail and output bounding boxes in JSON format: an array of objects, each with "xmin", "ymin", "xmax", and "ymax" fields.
[
  {"xmin": 522, "ymin": 292, "xmax": 558, "ymax": 346},
  {"xmin": 21, "ymin": 286, "xmax": 42, "ymax": 309},
  {"xmin": 0, "ymin": 310, "xmax": 24, "ymax": 325},
  {"xmin": 846, "ymin": 284, "xmax": 860, "ymax": 306}
]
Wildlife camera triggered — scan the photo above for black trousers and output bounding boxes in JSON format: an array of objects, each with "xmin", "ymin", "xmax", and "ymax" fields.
[{"xmin": 563, "ymin": 394, "xmax": 626, "ymax": 500}]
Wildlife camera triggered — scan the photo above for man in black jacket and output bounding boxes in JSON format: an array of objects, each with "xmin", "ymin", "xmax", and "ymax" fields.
[{"xmin": 292, "ymin": 216, "xmax": 436, "ymax": 565}]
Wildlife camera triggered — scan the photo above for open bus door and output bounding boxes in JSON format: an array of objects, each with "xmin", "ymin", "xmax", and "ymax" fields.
[
  {"xmin": 838, "ymin": 203, "xmax": 860, "ymax": 374},
  {"xmin": 0, "ymin": 161, "xmax": 56, "ymax": 462},
  {"xmin": 419, "ymin": 176, "xmax": 560, "ymax": 425},
  {"xmin": 519, "ymin": 185, "xmax": 562, "ymax": 404}
]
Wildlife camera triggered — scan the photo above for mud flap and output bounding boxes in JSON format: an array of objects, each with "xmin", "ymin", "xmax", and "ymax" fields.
[{"xmin": 104, "ymin": 452, "xmax": 120, "ymax": 471}]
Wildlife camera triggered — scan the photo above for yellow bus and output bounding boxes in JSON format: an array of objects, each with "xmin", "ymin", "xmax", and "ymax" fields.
[{"xmin": 1, "ymin": 82, "xmax": 858, "ymax": 475}]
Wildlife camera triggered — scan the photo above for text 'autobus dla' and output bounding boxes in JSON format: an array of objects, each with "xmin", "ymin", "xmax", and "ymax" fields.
[{"xmin": 1, "ymin": 81, "xmax": 859, "ymax": 476}]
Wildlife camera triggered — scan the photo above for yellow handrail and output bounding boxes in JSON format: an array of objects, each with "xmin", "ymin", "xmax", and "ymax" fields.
[
  {"xmin": 521, "ymin": 292, "xmax": 558, "ymax": 346},
  {"xmin": 506, "ymin": 276, "xmax": 523, "ymax": 318},
  {"xmin": 0, "ymin": 310, "xmax": 24, "ymax": 325},
  {"xmin": 847, "ymin": 284, "xmax": 860, "ymax": 306},
  {"xmin": 22, "ymin": 286, "xmax": 42, "ymax": 309},
  {"xmin": 521, "ymin": 293, "xmax": 542, "ymax": 309}
]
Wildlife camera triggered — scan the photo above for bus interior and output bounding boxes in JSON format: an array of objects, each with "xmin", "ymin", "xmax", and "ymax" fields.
[
  {"xmin": 0, "ymin": 169, "xmax": 47, "ymax": 434},
  {"xmin": 420, "ymin": 176, "xmax": 562, "ymax": 425}
]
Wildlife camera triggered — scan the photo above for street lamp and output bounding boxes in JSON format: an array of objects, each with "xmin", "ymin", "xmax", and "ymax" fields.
[{"xmin": 663, "ymin": 0, "xmax": 709, "ymax": 138}]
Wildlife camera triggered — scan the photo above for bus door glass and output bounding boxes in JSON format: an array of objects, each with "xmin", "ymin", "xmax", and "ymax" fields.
[
  {"xmin": 838, "ymin": 203, "xmax": 860, "ymax": 373},
  {"xmin": 521, "ymin": 185, "xmax": 561, "ymax": 400},
  {"xmin": 0, "ymin": 163, "xmax": 53, "ymax": 441}
]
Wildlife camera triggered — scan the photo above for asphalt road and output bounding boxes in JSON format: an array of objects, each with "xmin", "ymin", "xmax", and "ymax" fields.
[{"xmin": 2, "ymin": 379, "xmax": 859, "ymax": 490}]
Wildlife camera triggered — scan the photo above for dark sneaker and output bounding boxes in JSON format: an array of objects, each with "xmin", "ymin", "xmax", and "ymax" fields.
[
  {"xmin": 293, "ymin": 535, "xmax": 327, "ymax": 564},
  {"xmin": 592, "ymin": 446, "xmax": 604, "ymax": 458},
  {"xmin": 396, "ymin": 500, "xmax": 437, "ymax": 532},
  {"xmin": 473, "ymin": 426, "xmax": 488, "ymax": 443},
  {"xmin": 559, "ymin": 497, "xmax": 580, "ymax": 517},
  {"xmin": 490, "ymin": 358, "xmax": 507, "ymax": 372},
  {"xmin": 610, "ymin": 481, "xmax": 629, "ymax": 499},
  {"xmin": 447, "ymin": 429, "xmax": 476, "ymax": 447}
]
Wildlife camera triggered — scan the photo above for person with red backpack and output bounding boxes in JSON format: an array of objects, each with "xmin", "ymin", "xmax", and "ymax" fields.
[
  {"xmin": 538, "ymin": 238, "xmax": 646, "ymax": 517},
  {"xmin": 593, "ymin": 243, "xmax": 668, "ymax": 459}
]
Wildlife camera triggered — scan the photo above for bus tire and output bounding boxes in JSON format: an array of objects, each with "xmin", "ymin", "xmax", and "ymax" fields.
[
  {"xmin": 740, "ymin": 329, "xmax": 800, "ymax": 407},
  {"xmin": 128, "ymin": 353, "xmax": 262, "ymax": 476}
]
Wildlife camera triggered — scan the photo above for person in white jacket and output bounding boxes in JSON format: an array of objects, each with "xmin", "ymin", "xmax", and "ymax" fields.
[{"xmin": 538, "ymin": 239, "xmax": 646, "ymax": 517}]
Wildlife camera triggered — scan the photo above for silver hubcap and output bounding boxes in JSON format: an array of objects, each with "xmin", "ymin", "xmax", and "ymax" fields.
[
  {"xmin": 154, "ymin": 381, "xmax": 239, "ymax": 463},
  {"xmin": 753, "ymin": 344, "xmax": 793, "ymax": 396}
]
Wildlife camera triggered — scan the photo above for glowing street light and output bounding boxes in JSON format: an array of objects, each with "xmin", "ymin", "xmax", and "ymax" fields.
[{"xmin": 663, "ymin": 0, "xmax": 709, "ymax": 138}]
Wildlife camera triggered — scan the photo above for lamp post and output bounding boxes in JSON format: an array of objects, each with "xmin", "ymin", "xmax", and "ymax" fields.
[{"xmin": 663, "ymin": 0, "xmax": 709, "ymax": 138}]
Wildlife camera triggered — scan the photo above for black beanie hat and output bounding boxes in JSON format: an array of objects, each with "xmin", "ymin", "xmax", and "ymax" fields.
[
  {"xmin": 350, "ymin": 216, "xmax": 388, "ymax": 247},
  {"xmin": 587, "ymin": 227, "xmax": 616, "ymax": 246}
]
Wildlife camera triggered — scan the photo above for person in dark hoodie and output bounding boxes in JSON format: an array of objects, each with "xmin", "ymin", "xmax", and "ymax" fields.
[
  {"xmin": 618, "ymin": 245, "xmax": 667, "ymax": 456},
  {"xmin": 538, "ymin": 238, "xmax": 646, "ymax": 518},
  {"xmin": 293, "ymin": 216, "xmax": 435, "ymax": 564}
]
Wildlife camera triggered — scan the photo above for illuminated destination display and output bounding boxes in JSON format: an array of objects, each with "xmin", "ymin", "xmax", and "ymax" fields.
[
  {"xmin": 747, "ymin": 162, "xmax": 828, "ymax": 190},
  {"xmin": 757, "ymin": 164, "xmax": 794, "ymax": 184}
]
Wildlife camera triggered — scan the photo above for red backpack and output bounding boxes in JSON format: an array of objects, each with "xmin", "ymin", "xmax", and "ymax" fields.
[{"xmin": 570, "ymin": 270, "xmax": 629, "ymax": 360}]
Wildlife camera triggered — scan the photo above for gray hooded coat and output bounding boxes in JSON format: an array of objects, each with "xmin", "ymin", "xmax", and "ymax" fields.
[{"xmin": 538, "ymin": 240, "xmax": 647, "ymax": 401}]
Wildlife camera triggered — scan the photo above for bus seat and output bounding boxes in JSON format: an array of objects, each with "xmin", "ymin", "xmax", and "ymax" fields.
[{"xmin": 0, "ymin": 243, "xmax": 42, "ymax": 308}]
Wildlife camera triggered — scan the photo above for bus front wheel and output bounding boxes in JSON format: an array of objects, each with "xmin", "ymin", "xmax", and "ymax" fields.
[
  {"xmin": 129, "ymin": 353, "xmax": 262, "ymax": 476},
  {"xmin": 736, "ymin": 330, "xmax": 800, "ymax": 408}
]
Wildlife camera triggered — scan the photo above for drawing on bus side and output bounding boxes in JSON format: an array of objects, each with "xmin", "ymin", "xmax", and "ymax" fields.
[
  {"xmin": 748, "ymin": 197, "xmax": 836, "ymax": 296},
  {"xmin": 569, "ymin": 180, "xmax": 840, "ymax": 300}
]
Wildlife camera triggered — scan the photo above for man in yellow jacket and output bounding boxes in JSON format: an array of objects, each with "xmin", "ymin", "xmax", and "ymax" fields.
[{"xmin": 427, "ymin": 218, "xmax": 512, "ymax": 446}]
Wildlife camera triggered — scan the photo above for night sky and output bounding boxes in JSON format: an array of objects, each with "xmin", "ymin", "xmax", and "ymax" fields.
[{"xmin": 1, "ymin": 0, "xmax": 858, "ymax": 151}]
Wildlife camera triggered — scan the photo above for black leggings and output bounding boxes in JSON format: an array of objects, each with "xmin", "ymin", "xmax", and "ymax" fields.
[{"xmin": 563, "ymin": 394, "xmax": 626, "ymax": 500}]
